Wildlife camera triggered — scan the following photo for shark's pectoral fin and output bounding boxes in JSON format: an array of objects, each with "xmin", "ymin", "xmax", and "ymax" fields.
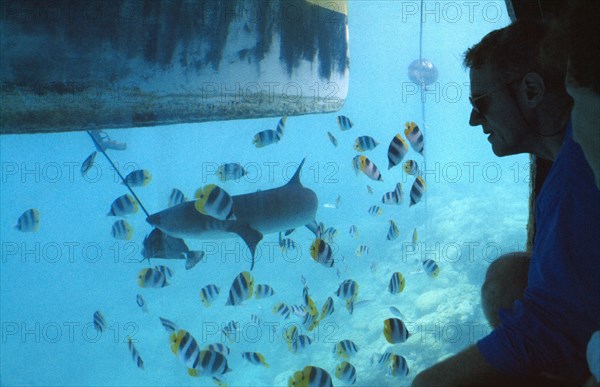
[
  {"xmin": 228, "ymin": 223, "xmax": 263, "ymax": 271},
  {"xmin": 306, "ymin": 220, "xmax": 320, "ymax": 238},
  {"xmin": 185, "ymin": 251, "xmax": 205, "ymax": 270}
]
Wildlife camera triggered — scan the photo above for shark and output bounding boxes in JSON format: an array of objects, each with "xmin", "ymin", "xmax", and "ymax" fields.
[{"xmin": 146, "ymin": 158, "xmax": 319, "ymax": 270}]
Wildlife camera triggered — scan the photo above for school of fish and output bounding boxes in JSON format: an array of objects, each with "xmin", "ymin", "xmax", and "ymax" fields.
[{"xmin": 14, "ymin": 116, "xmax": 439, "ymax": 386}]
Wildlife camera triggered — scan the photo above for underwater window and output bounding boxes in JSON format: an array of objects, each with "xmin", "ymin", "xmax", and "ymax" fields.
[{"xmin": 0, "ymin": 1, "xmax": 529, "ymax": 386}]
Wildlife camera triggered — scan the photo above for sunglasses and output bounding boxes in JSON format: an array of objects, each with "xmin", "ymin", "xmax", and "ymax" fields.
[{"xmin": 469, "ymin": 78, "xmax": 521, "ymax": 114}]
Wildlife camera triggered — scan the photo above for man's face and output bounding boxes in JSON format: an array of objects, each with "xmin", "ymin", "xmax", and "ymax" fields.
[{"xmin": 469, "ymin": 66, "xmax": 529, "ymax": 156}]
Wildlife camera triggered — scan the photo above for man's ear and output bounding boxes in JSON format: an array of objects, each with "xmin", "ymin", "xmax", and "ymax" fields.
[{"xmin": 521, "ymin": 72, "xmax": 545, "ymax": 107}]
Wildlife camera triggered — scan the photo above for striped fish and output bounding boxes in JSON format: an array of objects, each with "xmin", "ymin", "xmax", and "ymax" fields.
[
  {"xmin": 284, "ymin": 325, "xmax": 299, "ymax": 345},
  {"xmin": 168, "ymin": 188, "xmax": 186, "ymax": 208},
  {"xmin": 320, "ymin": 296, "xmax": 335, "ymax": 321},
  {"xmin": 291, "ymin": 334, "xmax": 312, "ymax": 354},
  {"xmin": 394, "ymin": 183, "xmax": 404, "ymax": 203},
  {"xmin": 351, "ymin": 155, "xmax": 361, "ymax": 175},
  {"xmin": 302, "ymin": 309, "xmax": 319, "ymax": 331},
  {"xmin": 354, "ymin": 135, "xmax": 379, "ymax": 152},
  {"xmin": 241, "ymin": 352, "xmax": 269, "ymax": 367},
  {"xmin": 389, "ymin": 354, "xmax": 409, "ymax": 377},
  {"xmin": 291, "ymin": 304, "xmax": 308, "ymax": 318},
  {"xmin": 107, "ymin": 194, "xmax": 138, "ymax": 216},
  {"xmin": 254, "ymin": 284, "xmax": 275, "ymax": 299},
  {"xmin": 111, "ymin": 219, "xmax": 133, "ymax": 240},
  {"xmin": 289, "ymin": 366, "xmax": 333, "ymax": 387},
  {"xmin": 254, "ymin": 284, "xmax": 275, "ymax": 298},
  {"xmin": 171, "ymin": 330, "xmax": 232, "ymax": 377},
  {"xmin": 14, "ymin": 208, "xmax": 40, "ymax": 232},
  {"xmin": 335, "ymin": 280, "xmax": 359, "ymax": 301},
  {"xmin": 194, "ymin": 184, "xmax": 235, "ymax": 220},
  {"xmin": 127, "ymin": 337, "xmax": 144, "ymax": 370},
  {"xmin": 303, "ymin": 286, "xmax": 319, "ymax": 317},
  {"xmin": 276, "ymin": 116, "xmax": 287, "ymax": 137},
  {"xmin": 349, "ymin": 225, "xmax": 359, "ymax": 239},
  {"xmin": 368, "ymin": 205, "xmax": 382, "ymax": 216},
  {"xmin": 337, "ymin": 115, "xmax": 353, "ymax": 131},
  {"xmin": 252, "ymin": 129, "xmax": 281, "ymax": 148},
  {"xmin": 250, "ymin": 314, "xmax": 261, "ymax": 325},
  {"xmin": 322, "ymin": 226, "xmax": 338, "ymax": 241},
  {"xmin": 154, "ymin": 265, "xmax": 174, "ymax": 279},
  {"xmin": 194, "ymin": 350, "xmax": 231, "ymax": 376},
  {"xmin": 387, "ymin": 134, "xmax": 409, "ymax": 170},
  {"xmin": 371, "ymin": 351, "xmax": 393, "ymax": 368},
  {"xmin": 206, "ymin": 343, "xmax": 230, "ymax": 355},
  {"xmin": 404, "ymin": 121, "xmax": 424, "ymax": 155},
  {"xmin": 123, "ymin": 169, "xmax": 152, "ymax": 187},
  {"xmin": 423, "ymin": 259, "xmax": 440, "ymax": 278},
  {"xmin": 279, "ymin": 237, "xmax": 297, "ymax": 252},
  {"xmin": 381, "ymin": 191, "xmax": 400, "ymax": 205},
  {"xmin": 137, "ymin": 268, "xmax": 169, "ymax": 288},
  {"xmin": 333, "ymin": 339, "xmax": 359, "ymax": 359},
  {"xmin": 137, "ymin": 268, "xmax": 168, "ymax": 288},
  {"xmin": 217, "ymin": 163, "xmax": 246, "ymax": 182},
  {"xmin": 407, "ymin": 228, "xmax": 418, "ymax": 252},
  {"xmin": 327, "ymin": 131, "xmax": 338, "ymax": 147},
  {"xmin": 335, "ymin": 361, "xmax": 357, "ymax": 385},
  {"xmin": 272, "ymin": 302, "xmax": 291, "ymax": 319},
  {"xmin": 388, "ymin": 272, "xmax": 405, "ymax": 294},
  {"xmin": 409, "ymin": 176, "xmax": 427, "ymax": 206},
  {"xmin": 355, "ymin": 245, "xmax": 369, "ymax": 256},
  {"xmin": 159, "ymin": 316, "xmax": 178, "ymax": 334},
  {"xmin": 387, "ymin": 220, "xmax": 400, "ymax": 241},
  {"xmin": 359, "ymin": 155, "xmax": 383, "ymax": 181},
  {"xmin": 403, "ymin": 160, "xmax": 420, "ymax": 176},
  {"xmin": 81, "ymin": 151, "xmax": 97, "ymax": 176},
  {"xmin": 222, "ymin": 320, "xmax": 239, "ymax": 342},
  {"xmin": 225, "ymin": 271, "xmax": 254, "ymax": 306},
  {"xmin": 93, "ymin": 311, "xmax": 106, "ymax": 332},
  {"xmin": 310, "ymin": 239, "xmax": 334, "ymax": 268},
  {"xmin": 383, "ymin": 318, "xmax": 410, "ymax": 344},
  {"xmin": 199, "ymin": 284, "xmax": 220, "ymax": 307}
]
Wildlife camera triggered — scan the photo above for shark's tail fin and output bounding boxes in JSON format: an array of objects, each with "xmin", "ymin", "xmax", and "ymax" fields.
[{"xmin": 227, "ymin": 223, "xmax": 263, "ymax": 271}]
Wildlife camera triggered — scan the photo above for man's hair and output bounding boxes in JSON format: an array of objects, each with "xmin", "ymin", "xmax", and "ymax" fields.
[
  {"xmin": 463, "ymin": 20, "xmax": 567, "ymax": 91},
  {"xmin": 565, "ymin": 0, "xmax": 600, "ymax": 94}
]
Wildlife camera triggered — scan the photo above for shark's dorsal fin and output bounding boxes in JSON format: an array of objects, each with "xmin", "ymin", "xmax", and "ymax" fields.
[{"xmin": 288, "ymin": 158, "xmax": 306, "ymax": 186}]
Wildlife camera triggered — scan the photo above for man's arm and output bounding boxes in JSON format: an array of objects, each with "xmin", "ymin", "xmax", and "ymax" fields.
[
  {"xmin": 411, "ymin": 344, "xmax": 503, "ymax": 387},
  {"xmin": 411, "ymin": 344, "xmax": 567, "ymax": 387}
]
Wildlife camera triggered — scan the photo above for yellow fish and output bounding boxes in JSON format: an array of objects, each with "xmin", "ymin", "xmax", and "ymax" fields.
[
  {"xmin": 404, "ymin": 121, "xmax": 424, "ymax": 155},
  {"xmin": 195, "ymin": 184, "xmax": 235, "ymax": 220},
  {"xmin": 359, "ymin": 156, "xmax": 383, "ymax": 181},
  {"xmin": 123, "ymin": 169, "xmax": 152, "ymax": 187}
]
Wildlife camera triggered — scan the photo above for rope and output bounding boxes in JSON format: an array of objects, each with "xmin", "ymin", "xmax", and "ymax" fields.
[
  {"xmin": 87, "ymin": 131, "xmax": 151, "ymax": 218},
  {"xmin": 418, "ymin": 0, "xmax": 426, "ymax": 121},
  {"xmin": 418, "ymin": 0, "xmax": 429, "ymax": 224}
]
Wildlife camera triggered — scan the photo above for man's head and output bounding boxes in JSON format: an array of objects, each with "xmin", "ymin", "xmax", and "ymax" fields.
[{"xmin": 464, "ymin": 20, "xmax": 572, "ymax": 159}]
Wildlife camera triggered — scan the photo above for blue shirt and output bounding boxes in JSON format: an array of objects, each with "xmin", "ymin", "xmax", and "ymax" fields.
[{"xmin": 477, "ymin": 122, "xmax": 600, "ymax": 382}]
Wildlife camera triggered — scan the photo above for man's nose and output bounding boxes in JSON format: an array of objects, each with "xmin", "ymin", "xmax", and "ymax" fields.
[{"xmin": 469, "ymin": 109, "xmax": 483, "ymax": 127}]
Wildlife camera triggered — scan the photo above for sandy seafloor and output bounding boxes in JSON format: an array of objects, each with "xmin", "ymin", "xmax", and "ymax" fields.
[{"xmin": 0, "ymin": 2, "xmax": 529, "ymax": 386}]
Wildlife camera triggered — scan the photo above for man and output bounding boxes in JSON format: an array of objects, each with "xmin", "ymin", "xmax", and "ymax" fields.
[{"xmin": 412, "ymin": 20, "xmax": 600, "ymax": 386}]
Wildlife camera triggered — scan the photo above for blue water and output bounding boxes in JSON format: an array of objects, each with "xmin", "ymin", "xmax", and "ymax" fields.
[{"xmin": 0, "ymin": 2, "xmax": 528, "ymax": 386}]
